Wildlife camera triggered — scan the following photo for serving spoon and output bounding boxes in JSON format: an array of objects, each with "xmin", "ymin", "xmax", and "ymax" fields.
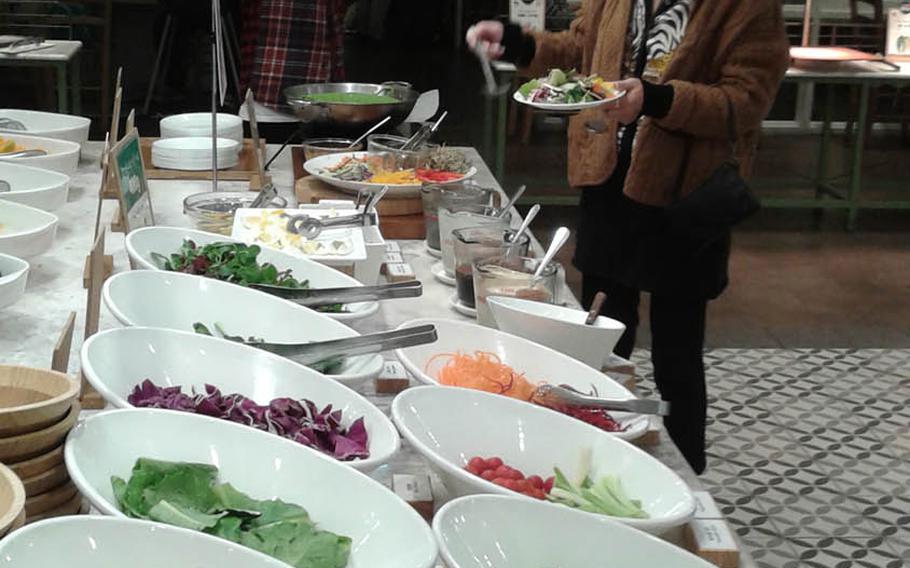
[
  {"xmin": 531, "ymin": 226, "xmax": 570, "ymax": 284},
  {"xmin": 507, "ymin": 203, "xmax": 540, "ymax": 243},
  {"xmin": 0, "ymin": 118, "xmax": 26, "ymax": 131},
  {"xmin": 250, "ymin": 279, "xmax": 422, "ymax": 306},
  {"xmin": 496, "ymin": 184, "xmax": 526, "ymax": 218},
  {"xmin": 199, "ymin": 323, "xmax": 438, "ymax": 367},
  {"xmin": 0, "ymin": 149, "xmax": 47, "ymax": 158}
]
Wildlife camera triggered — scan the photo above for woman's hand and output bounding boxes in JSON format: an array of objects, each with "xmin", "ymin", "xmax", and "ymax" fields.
[
  {"xmin": 466, "ymin": 21, "xmax": 505, "ymax": 59},
  {"xmin": 601, "ymin": 78, "xmax": 644, "ymax": 125}
]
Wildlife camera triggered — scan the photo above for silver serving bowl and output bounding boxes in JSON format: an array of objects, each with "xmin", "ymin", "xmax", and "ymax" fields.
[{"xmin": 284, "ymin": 82, "xmax": 419, "ymax": 129}]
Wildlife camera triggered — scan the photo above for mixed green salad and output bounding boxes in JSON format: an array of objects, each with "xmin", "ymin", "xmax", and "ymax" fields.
[
  {"xmin": 153, "ymin": 240, "xmax": 344, "ymax": 313},
  {"xmin": 518, "ymin": 68, "xmax": 619, "ymax": 105},
  {"xmin": 112, "ymin": 458, "xmax": 351, "ymax": 568}
]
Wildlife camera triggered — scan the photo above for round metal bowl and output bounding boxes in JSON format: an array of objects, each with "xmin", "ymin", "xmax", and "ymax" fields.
[{"xmin": 284, "ymin": 82, "xmax": 419, "ymax": 129}]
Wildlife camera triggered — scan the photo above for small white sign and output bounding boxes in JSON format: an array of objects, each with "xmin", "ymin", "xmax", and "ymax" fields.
[
  {"xmin": 886, "ymin": 5, "xmax": 910, "ymax": 58},
  {"xmin": 510, "ymin": 0, "xmax": 545, "ymax": 31},
  {"xmin": 689, "ymin": 519, "xmax": 738, "ymax": 551},
  {"xmin": 692, "ymin": 491, "xmax": 724, "ymax": 519}
]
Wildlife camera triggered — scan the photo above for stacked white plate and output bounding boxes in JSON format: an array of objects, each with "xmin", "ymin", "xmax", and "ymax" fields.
[
  {"xmin": 0, "ymin": 109, "xmax": 91, "ymax": 147},
  {"xmin": 151, "ymin": 137, "xmax": 240, "ymax": 171},
  {"xmin": 159, "ymin": 112, "xmax": 243, "ymax": 143}
]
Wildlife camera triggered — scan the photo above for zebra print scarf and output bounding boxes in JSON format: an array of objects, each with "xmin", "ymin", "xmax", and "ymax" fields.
[{"xmin": 623, "ymin": 0, "xmax": 694, "ymax": 78}]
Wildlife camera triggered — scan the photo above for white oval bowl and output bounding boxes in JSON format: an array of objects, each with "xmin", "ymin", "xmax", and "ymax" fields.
[
  {"xmin": 434, "ymin": 495, "xmax": 715, "ymax": 568},
  {"xmin": 0, "ymin": 199, "xmax": 58, "ymax": 257},
  {"xmin": 487, "ymin": 296, "xmax": 626, "ymax": 370},
  {"xmin": 394, "ymin": 317, "xmax": 646, "ymax": 440},
  {"xmin": 0, "ymin": 133, "xmax": 80, "ymax": 176},
  {"xmin": 0, "ymin": 516, "xmax": 292, "ymax": 568},
  {"xmin": 125, "ymin": 225, "xmax": 378, "ymax": 321},
  {"xmin": 0, "ymin": 161, "xmax": 70, "ymax": 211},
  {"xmin": 392, "ymin": 386, "xmax": 695, "ymax": 534},
  {"xmin": 81, "ymin": 326, "xmax": 399, "ymax": 470},
  {"xmin": 102, "ymin": 270, "xmax": 383, "ymax": 389},
  {"xmin": 0, "ymin": 109, "xmax": 91, "ymax": 147},
  {"xmin": 160, "ymin": 112, "xmax": 244, "ymax": 143},
  {"xmin": 0, "ymin": 253, "xmax": 29, "ymax": 310},
  {"xmin": 64, "ymin": 409, "xmax": 438, "ymax": 568}
]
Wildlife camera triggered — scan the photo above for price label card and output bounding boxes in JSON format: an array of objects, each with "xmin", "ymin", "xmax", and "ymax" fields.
[
  {"xmin": 887, "ymin": 5, "xmax": 910, "ymax": 58},
  {"xmin": 510, "ymin": 0, "xmax": 545, "ymax": 31}
]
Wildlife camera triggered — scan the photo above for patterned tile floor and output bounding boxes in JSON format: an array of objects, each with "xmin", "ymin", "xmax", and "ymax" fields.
[{"xmin": 633, "ymin": 349, "xmax": 910, "ymax": 568}]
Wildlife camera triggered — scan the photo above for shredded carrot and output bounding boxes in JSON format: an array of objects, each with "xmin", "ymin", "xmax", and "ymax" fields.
[{"xmin": 426, "ymin": 351, "xmax": 538, "ymax": 401}]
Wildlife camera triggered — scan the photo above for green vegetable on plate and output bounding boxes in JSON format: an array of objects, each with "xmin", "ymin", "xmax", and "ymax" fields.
[{"xmin": 112, "ymin": 458, "xmax": 351, "ymax": 568}]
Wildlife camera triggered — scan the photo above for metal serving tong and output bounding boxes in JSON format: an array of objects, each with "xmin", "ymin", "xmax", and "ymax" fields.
[
  {"xmin": 534, "ymin": 384, "xmax": 670, "ymax": 416},
  {"xmin": 401, "ymin": 111, "xmax": 448, "ymax": 151},
  {"xmin": 0, "ymin": 149, "xmax": 46, "ymax": 158},
  {"xmin": 284, "ymin": 185, "xmax": 389, "ymax": 239},
  {"xmin": 250, "ymin": 280, "xmax": 422, "ymax": 306},
  {"xmin": 232, "ymin": 324, "xmax": 437, "ymax": 365},
  {"xmin": 0, "ymin": 118, "xmax": 26, "ymax": 131}
]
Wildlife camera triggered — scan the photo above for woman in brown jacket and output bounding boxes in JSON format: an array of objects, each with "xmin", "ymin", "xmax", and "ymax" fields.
[{"xmin": 468, "ymin": 0, "xmax": 789, "ymax": 473}]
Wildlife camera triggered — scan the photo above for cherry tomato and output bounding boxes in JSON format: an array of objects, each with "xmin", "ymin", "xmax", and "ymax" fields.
[
  {"xmin": 485, "ymin": 457, "xmax": 504, "ymax": 470},
  {"xmin": 468, "ymin": 457, "xmax": 486, "ymax": 471},
  {"xmin": 513, "ymin": 479, "xmax": 530, "ymax": 492},
  {"xmin": 527, "ymin": 475, "xmax": 543, "ymax": 489},
  {"xmin": 480, "ymin": 469, "xmax": 497, "ymax": 481},
  {"xmin": 493, "ymin": 465, "xmax": 511, "ymax": 479},
  {"xmin": 543, "ymin": 476, "xmax": 555, "ymax": 493},
  {"xmin": 492, "ymin": 478, "xmax": 510, "ymax": 488}
]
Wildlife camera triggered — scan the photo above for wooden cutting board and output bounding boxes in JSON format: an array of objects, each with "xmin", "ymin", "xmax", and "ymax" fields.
[{"xmin": 140, "ymin": 137, "xmax": 270, "ymax": 188}]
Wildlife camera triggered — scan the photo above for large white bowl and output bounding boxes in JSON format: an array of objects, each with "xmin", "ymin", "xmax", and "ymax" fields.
[
  {"xmin": 0, "ymin": 133, "xmax": 80, "ymax": 175},
  {"xmin": 0, "ymin": 253, "xmax": 28, "ymax": 310},
  {"xmin": 0, "ymin": 161, "xmax": 70, "ymax": 211},
  {"xmin": 434, "ymin": 495, "xmax": 715, "ymax": 568},
  {"xmin": 392, "ymin": 386, "xmax": 695, "ymax": 534},
  {"xmin": 394, "ymin": 317, "xmax": 646, "ymax": 440},
  {"xmin": 487, "ymin": 296, "xmax": 626, "ymax": 370},
  {"xmin": 0, "ymin": 109, "xmax": 91, "ymax": 147},
  {"xmin": 0, "ymin": 199, "xmax": 58, "ymax": 257},
  {"xmin": 151, "ymin": 137, "xmax": 240, "ymax": 171},
  {"xmin": 125, "ymin": 225, "xmax": 379, "ymax": 322},
  {"xmin": 102, "ymin": 270, "xmax": 384, "ymax": 389},
  {"xmin": 81, "ymin": 326, "xmax": 399, "ymax": 470},
  {"xmin": 65, "ymin": 409, "xmax": 438, "ymax": 568},
  {"xmin": 160, "ymin": 112, "xmax": 244, "ymax": 143},
  {"xmin": 0, "ymin": 516, "xmax": 291, "ymax": 568}
]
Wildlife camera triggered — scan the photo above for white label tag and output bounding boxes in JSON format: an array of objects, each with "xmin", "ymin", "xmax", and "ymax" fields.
[
  {"xmin": 383, "ymin": 252, "xmax": 404, "ymax": 265},
  {"xmin": 689, "ymin": 519, "xmax": 738, "ymax": 551},
  {"xmin": 693, "ymin": 491, "xmax": 724, "ymax": 519},
  {"xmin": 385, "ymin": 263, "xmax": 415, "ymax": 277},
  {"xmin": 385, "ymin": 241, "xmax": 401, "ymax": 253},
  {"xmin": 392, "ymin": 474, "xmax": 432, "ymax": 502},
  {"xmin": 380, "ymin": 360, "xmax": 409, "ymax": 380}
]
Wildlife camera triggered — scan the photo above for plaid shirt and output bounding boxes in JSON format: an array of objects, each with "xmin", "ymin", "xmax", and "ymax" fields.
[{"xmin": 240, "ymin": 0, "xmax": 346, "ymax": 110}]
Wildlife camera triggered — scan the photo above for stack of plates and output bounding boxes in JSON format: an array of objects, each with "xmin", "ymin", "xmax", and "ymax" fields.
[
  {"xmin": 0, "ymin": 366, "xmax": 83, "ymax": 524},
  {"xmin": 151, "ymin": 137, "xmax": 240, "ymax": 171},
  {"xmin": 159, "ymin": 112, "xmax": 243, "ymax": 143}
]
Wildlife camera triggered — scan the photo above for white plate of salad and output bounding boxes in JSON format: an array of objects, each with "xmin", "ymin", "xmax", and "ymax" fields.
[
  {"xmin": 513, "ymin": 68, "xmax": 625, "ymax": 113},
  {"xmin": 303, "ymin": 151, "xmax": 477, "ymax": 197}
]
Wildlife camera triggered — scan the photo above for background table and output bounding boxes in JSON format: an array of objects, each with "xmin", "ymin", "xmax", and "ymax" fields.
[
  {"xmin": 763, "ymin": 60, "xmax": 910, "ymax": 230},
  {"xmin": 0, "ymin": 40, "xmax": 82, "ymax": 114}
]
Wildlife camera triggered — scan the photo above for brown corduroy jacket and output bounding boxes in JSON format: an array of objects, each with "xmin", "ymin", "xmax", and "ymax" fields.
[{"xmin": 525, "ymin": 0, "xmax": 790, "ymax": 206}]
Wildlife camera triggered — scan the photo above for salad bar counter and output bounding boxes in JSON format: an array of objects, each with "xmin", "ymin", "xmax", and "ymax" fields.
[{"xmin": 0, "ymin": 141, "xmax": 757, "ymax": 568}]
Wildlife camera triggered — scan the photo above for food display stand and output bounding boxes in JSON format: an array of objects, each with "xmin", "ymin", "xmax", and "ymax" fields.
[{"xmin": 0, "ymin": 140, "xmax": 757, "ymax": 567}]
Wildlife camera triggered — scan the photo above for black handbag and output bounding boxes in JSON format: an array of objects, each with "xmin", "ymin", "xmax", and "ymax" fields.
[{"xmin": 665, "ymin": 98, "xmax": 761, "ymax": 239}]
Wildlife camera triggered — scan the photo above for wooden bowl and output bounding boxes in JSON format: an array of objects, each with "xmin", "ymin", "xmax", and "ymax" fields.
[
  {"xmin": 0, "ymin": 366, "xmax": 80, "ymax": 437},
  {"xmin": 21, "ymin": 461, "xmax": 69, "ymax": 497},
  {"xmin": 8, "ymin": 444, "xmax": 64, "ymax": 479},
  {"xmin": 26, "ymin": 491, "xmax": 83, "ymax": 524},
  {"xmin": 24, "ymin": 480, "xmax": 77, "ymax": 517},
  {"xmin": 0, "ymin": 463, "xmax": 26, "ymax": 537},
  {"xmin": 0, "ymin": 402, "xmax": 80, "ymax": 462}
]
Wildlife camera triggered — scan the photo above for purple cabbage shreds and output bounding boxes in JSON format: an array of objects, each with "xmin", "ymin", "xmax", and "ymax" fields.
[{"xmin": 127, "ymin": 379, "xmax": 370, "ymax": 461}]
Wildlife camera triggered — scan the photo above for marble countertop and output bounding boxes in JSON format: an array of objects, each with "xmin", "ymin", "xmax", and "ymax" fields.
[{"xmin": 1, "ymin": 141, "xmax": 753, "ymax": 567}]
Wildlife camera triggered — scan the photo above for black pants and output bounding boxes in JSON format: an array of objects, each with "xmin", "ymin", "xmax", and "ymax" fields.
[{"xmin": 583, "ymin": 274, "xmax": 708, "ymax": 474}]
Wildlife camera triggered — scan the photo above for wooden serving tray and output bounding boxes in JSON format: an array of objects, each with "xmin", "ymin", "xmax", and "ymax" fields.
[{"xmin": 140, "ymin": 137, "xmax": 271, "ymax": 189}]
